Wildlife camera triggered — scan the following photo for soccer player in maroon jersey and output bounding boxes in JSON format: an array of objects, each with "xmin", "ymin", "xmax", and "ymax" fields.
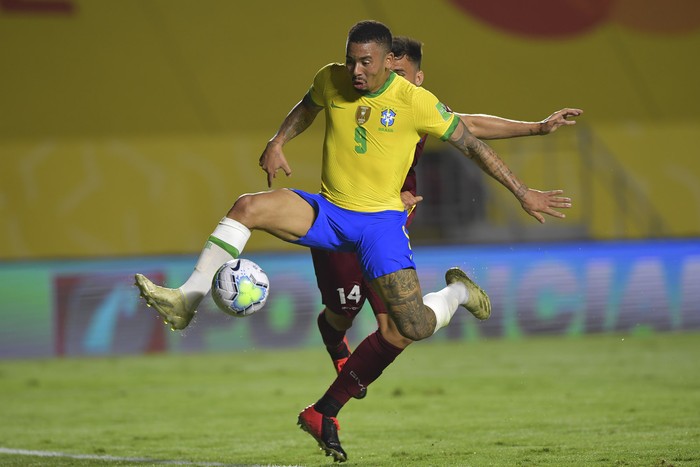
[{"xmin": 311, "ymin": 36, "xmax": 582, "ymax": 401}]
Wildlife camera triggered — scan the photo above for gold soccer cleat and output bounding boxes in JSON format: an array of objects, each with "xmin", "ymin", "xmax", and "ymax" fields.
[
  {"xmin": 134, "ymin": 274, "xmax": 195, "ymax": 330},
  {"xmin": 445, "ymin": 267, "xmax": 491, "ymax": 320}
]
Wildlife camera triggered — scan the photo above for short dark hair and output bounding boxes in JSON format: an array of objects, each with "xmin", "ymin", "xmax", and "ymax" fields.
[
  {"xmin": 392, "ymin": 36, "xmax": 423, "ymax": 69},
  {"xmin": 347, "ymin": 20, "xmax": 392, "ymax": 52}
]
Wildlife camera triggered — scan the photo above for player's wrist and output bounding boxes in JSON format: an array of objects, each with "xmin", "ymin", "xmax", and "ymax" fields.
[
  {"xmin": 515, "ymin": 184, "xmax": 530, "ymax": 201},
  {"xmin": 267, "ymin": 138, "xmax": 284, "ymax": 149},
  {"xmin": 534, "ymin": 121, "xmax": 546, "ymax": 136}
]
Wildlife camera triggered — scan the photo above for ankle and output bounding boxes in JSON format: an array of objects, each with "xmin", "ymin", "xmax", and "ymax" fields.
[{"xmin": 314, "ymin": 395, "xmax": 342, "ymax": 418}]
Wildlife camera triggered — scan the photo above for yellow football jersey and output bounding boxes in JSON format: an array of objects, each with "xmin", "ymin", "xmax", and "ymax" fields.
[{"xmin": 308, "ymin": 63, "xmax": 459, "ymax": 212}]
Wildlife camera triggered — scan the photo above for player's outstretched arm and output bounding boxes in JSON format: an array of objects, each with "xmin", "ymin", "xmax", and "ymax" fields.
[
  {"xmin": 259, "ymin": 93, "xmax": 323, "ymax": 187},
  {"xmin": 459, "ymin": 108, "xmax": 583, "ymax": 140},
  {"xmin": 448, "ymin": 119, "xmax": 572, "ymax": 223}
]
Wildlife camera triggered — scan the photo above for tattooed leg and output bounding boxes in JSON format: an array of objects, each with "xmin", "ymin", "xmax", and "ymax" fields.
[{"xmin": 371, "ymin": 268, "xmax": 436, "ymax": 341}]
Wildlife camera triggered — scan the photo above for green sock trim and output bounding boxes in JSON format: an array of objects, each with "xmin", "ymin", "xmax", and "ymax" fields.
[{"xmin": 208, "ymin": 236, "xmax": 240, "ymax": 258}]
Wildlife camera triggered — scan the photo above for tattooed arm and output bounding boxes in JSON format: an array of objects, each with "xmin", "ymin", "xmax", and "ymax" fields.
[
  {"xmin": 259, "ymin": 93, "xmax": 323, "ymax": 187},
  {"xmin": 459, "ymin": 108, "xmax": 583, "ymax": 140},
  {"xmin": 448, "ymin": 118, "xmax": 572, "ymax": 223}
]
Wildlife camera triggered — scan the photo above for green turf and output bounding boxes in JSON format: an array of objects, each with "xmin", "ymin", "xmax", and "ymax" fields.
[{"xmin": 1, "ymin": 332, "xmax": 699, "ymax": 466}]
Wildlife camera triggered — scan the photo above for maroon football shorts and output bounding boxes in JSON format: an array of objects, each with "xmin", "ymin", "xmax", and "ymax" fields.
[{"xmin": 310, "ymin": 248, "xmax": 387, "ymax": 318}]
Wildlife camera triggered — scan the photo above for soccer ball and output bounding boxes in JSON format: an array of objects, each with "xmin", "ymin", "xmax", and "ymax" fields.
[{"xmin": 211, "ymin": 258, "xmax": 270, "ymax": 317}]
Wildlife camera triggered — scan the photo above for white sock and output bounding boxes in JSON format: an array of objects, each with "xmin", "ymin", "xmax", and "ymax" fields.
[
  {"xmin": 424, "ymin": 282, "xmax": 469, "ymax": 334},
  {"xmin": 180, "ymin": 217, "xmax": 251, "ymax": 309}
]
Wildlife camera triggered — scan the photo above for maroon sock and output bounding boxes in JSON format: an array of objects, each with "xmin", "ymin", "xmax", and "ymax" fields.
[
  {"xmin": 324, "ymin": 330, "xmax": 404, "ymax": 409},
  {"xmin": 317, "ymin": 310, "xmax": 349, "ymax": 360}
]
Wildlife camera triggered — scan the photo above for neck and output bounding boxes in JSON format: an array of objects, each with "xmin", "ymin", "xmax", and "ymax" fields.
[{"xmin": 365, "ymin": 70, "xmax": 392, "ymax": 94}]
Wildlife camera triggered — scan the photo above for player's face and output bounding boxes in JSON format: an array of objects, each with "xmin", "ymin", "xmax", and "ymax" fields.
[
  {"xmin": 391, "ymin": 56, "xmax": 424, "ymax": 87},
  {"xmin": 345, "ymin": 41, "xmax": 393, "ymax": 94}
]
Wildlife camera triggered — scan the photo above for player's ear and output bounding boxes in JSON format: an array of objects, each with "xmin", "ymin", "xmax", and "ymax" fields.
[
  {"xmin": 415, "ymin": 70, "xmax": 424, "ymax": 87},
  {"xmin": 385, "ymin": 52, "xmax": 394, "ymax": 68}
]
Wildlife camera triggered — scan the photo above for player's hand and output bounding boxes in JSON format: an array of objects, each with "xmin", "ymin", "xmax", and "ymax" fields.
[
  {"xmin": 539, "ymin": 108, "xmax": 583, "ymax": 135},
  {"xmin": 401, "ymin": 191, "xmax": 423, "ymax": 212},
  {"xmin": 519, "ymin": 189, "xmax": 571, "ymax": 224},
  {"xmin": 259, "ymin": 141, "xmax": 292, "ymax": 188}
]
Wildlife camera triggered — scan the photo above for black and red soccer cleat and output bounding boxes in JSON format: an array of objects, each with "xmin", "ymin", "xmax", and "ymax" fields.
[{"xmin": 297, "ymin": 404, "xmax": 347, "ymax": 463}]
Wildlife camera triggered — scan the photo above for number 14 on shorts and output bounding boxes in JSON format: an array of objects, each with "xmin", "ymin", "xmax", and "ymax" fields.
[{"xmin": 337, "ymin": 285, "xmax": 362, "ymax": 305}]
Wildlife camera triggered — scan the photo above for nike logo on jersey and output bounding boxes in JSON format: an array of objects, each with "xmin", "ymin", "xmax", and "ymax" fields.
[{"xmin": 330, "ymin": 101, "xmax": 346, "ymax": 109}]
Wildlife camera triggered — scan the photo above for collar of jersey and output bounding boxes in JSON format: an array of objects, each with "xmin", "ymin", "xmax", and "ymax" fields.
[{"xmin": 364, "ymin": 71, "xmax": 396, "ymax": 98}]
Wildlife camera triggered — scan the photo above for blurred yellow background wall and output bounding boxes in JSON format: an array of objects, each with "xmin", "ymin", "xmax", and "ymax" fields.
[{"xmin": 1, "ymin": 0, "xmax": 699, "ymax": 259}]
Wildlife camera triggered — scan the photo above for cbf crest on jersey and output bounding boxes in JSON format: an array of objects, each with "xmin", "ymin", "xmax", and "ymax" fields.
[
  {"xmin": 380, "ymin": 108, "xmax": 396, "ymax": 127},
  {"xmin": 355, "ymin": 106, "xmax": 371, "ymax": 125}
]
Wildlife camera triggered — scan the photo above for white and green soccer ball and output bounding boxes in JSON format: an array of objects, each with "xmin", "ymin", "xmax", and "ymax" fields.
[{"xmin": 212, "ymin": 258, "xmax": 269, "ymax": 317}]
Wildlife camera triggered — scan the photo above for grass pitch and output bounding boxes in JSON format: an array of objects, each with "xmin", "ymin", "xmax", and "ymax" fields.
[{"xmin": 1, "ymin": 332, "xmax": 698, "ymax": 466}]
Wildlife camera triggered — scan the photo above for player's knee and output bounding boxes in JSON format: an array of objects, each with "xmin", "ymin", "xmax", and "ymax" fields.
[
  {"xmin": 378, "ymin": 315, "xmax": 414, "ymax": 348},
  {"xmin": 229, "ymin": 193, "xmax": 262, "ymax": 225},
  {"xmin": 324, "ymin": 308, "xmax": 353, "ymax": 331},
  {"xmin": 393, "ymin": 320, "xmax": 431, "ymax": 342},
  {"xmin": 231, "ymin": 193, "xmax": 253, "ymax": 215}
]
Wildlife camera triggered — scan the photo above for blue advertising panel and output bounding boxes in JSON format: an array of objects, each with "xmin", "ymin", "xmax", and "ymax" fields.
[{"xmin": 1, "ymin": 239, "xmax": 698, "ymax": 359}]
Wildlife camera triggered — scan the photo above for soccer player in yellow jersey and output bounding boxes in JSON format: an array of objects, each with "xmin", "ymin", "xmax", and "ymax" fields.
[
  {"xmin": 135, "ymin": 21, "xmax": 572, "ymax": 462},
  {"xmin": 311, "ymin": 35, "xmax": 582, "ymax": 403}
]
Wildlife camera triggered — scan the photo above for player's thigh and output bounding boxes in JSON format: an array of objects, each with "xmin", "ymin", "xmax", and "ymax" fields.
[
  {"xmin": 371, "ymin": 268, "xmax": 423, "ymax": 303},
  {"xmin": 229, "ymin": 189, "xmax": 315, "ymax": 242}
]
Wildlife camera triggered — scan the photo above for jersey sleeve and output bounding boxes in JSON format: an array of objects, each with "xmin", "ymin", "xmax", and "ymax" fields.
[
  {"xmin": 307, "ymin": 64, "xmax": 333, "ymax": 107},
  {"xmin": 412, "ymin": 87, "xmax": 460, "ymax": 141}
]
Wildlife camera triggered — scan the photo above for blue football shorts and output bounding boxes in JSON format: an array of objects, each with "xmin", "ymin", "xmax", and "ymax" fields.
[{"xmin": 290, "ymin": 190, "xmax": 415, "ymax": 280}]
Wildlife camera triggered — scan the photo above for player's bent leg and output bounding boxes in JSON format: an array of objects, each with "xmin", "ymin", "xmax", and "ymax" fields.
[
  {"xmin": 298, "ymin": 405, "xmax": 347, "ymax": 462},
  {"xmin": 365, "ymin": 280, "xmax": 414, "ymax": 348},
  {"xmin": 135, "ymin": 189, "xmax": 314, "ymax": 330},
  {"xmin": 371, "ymin": 268, "xmax": 436, "ymax": 341},
  {"xmin": 229, "ymin": 189, "xmax": 316, "ymax": 242}
]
